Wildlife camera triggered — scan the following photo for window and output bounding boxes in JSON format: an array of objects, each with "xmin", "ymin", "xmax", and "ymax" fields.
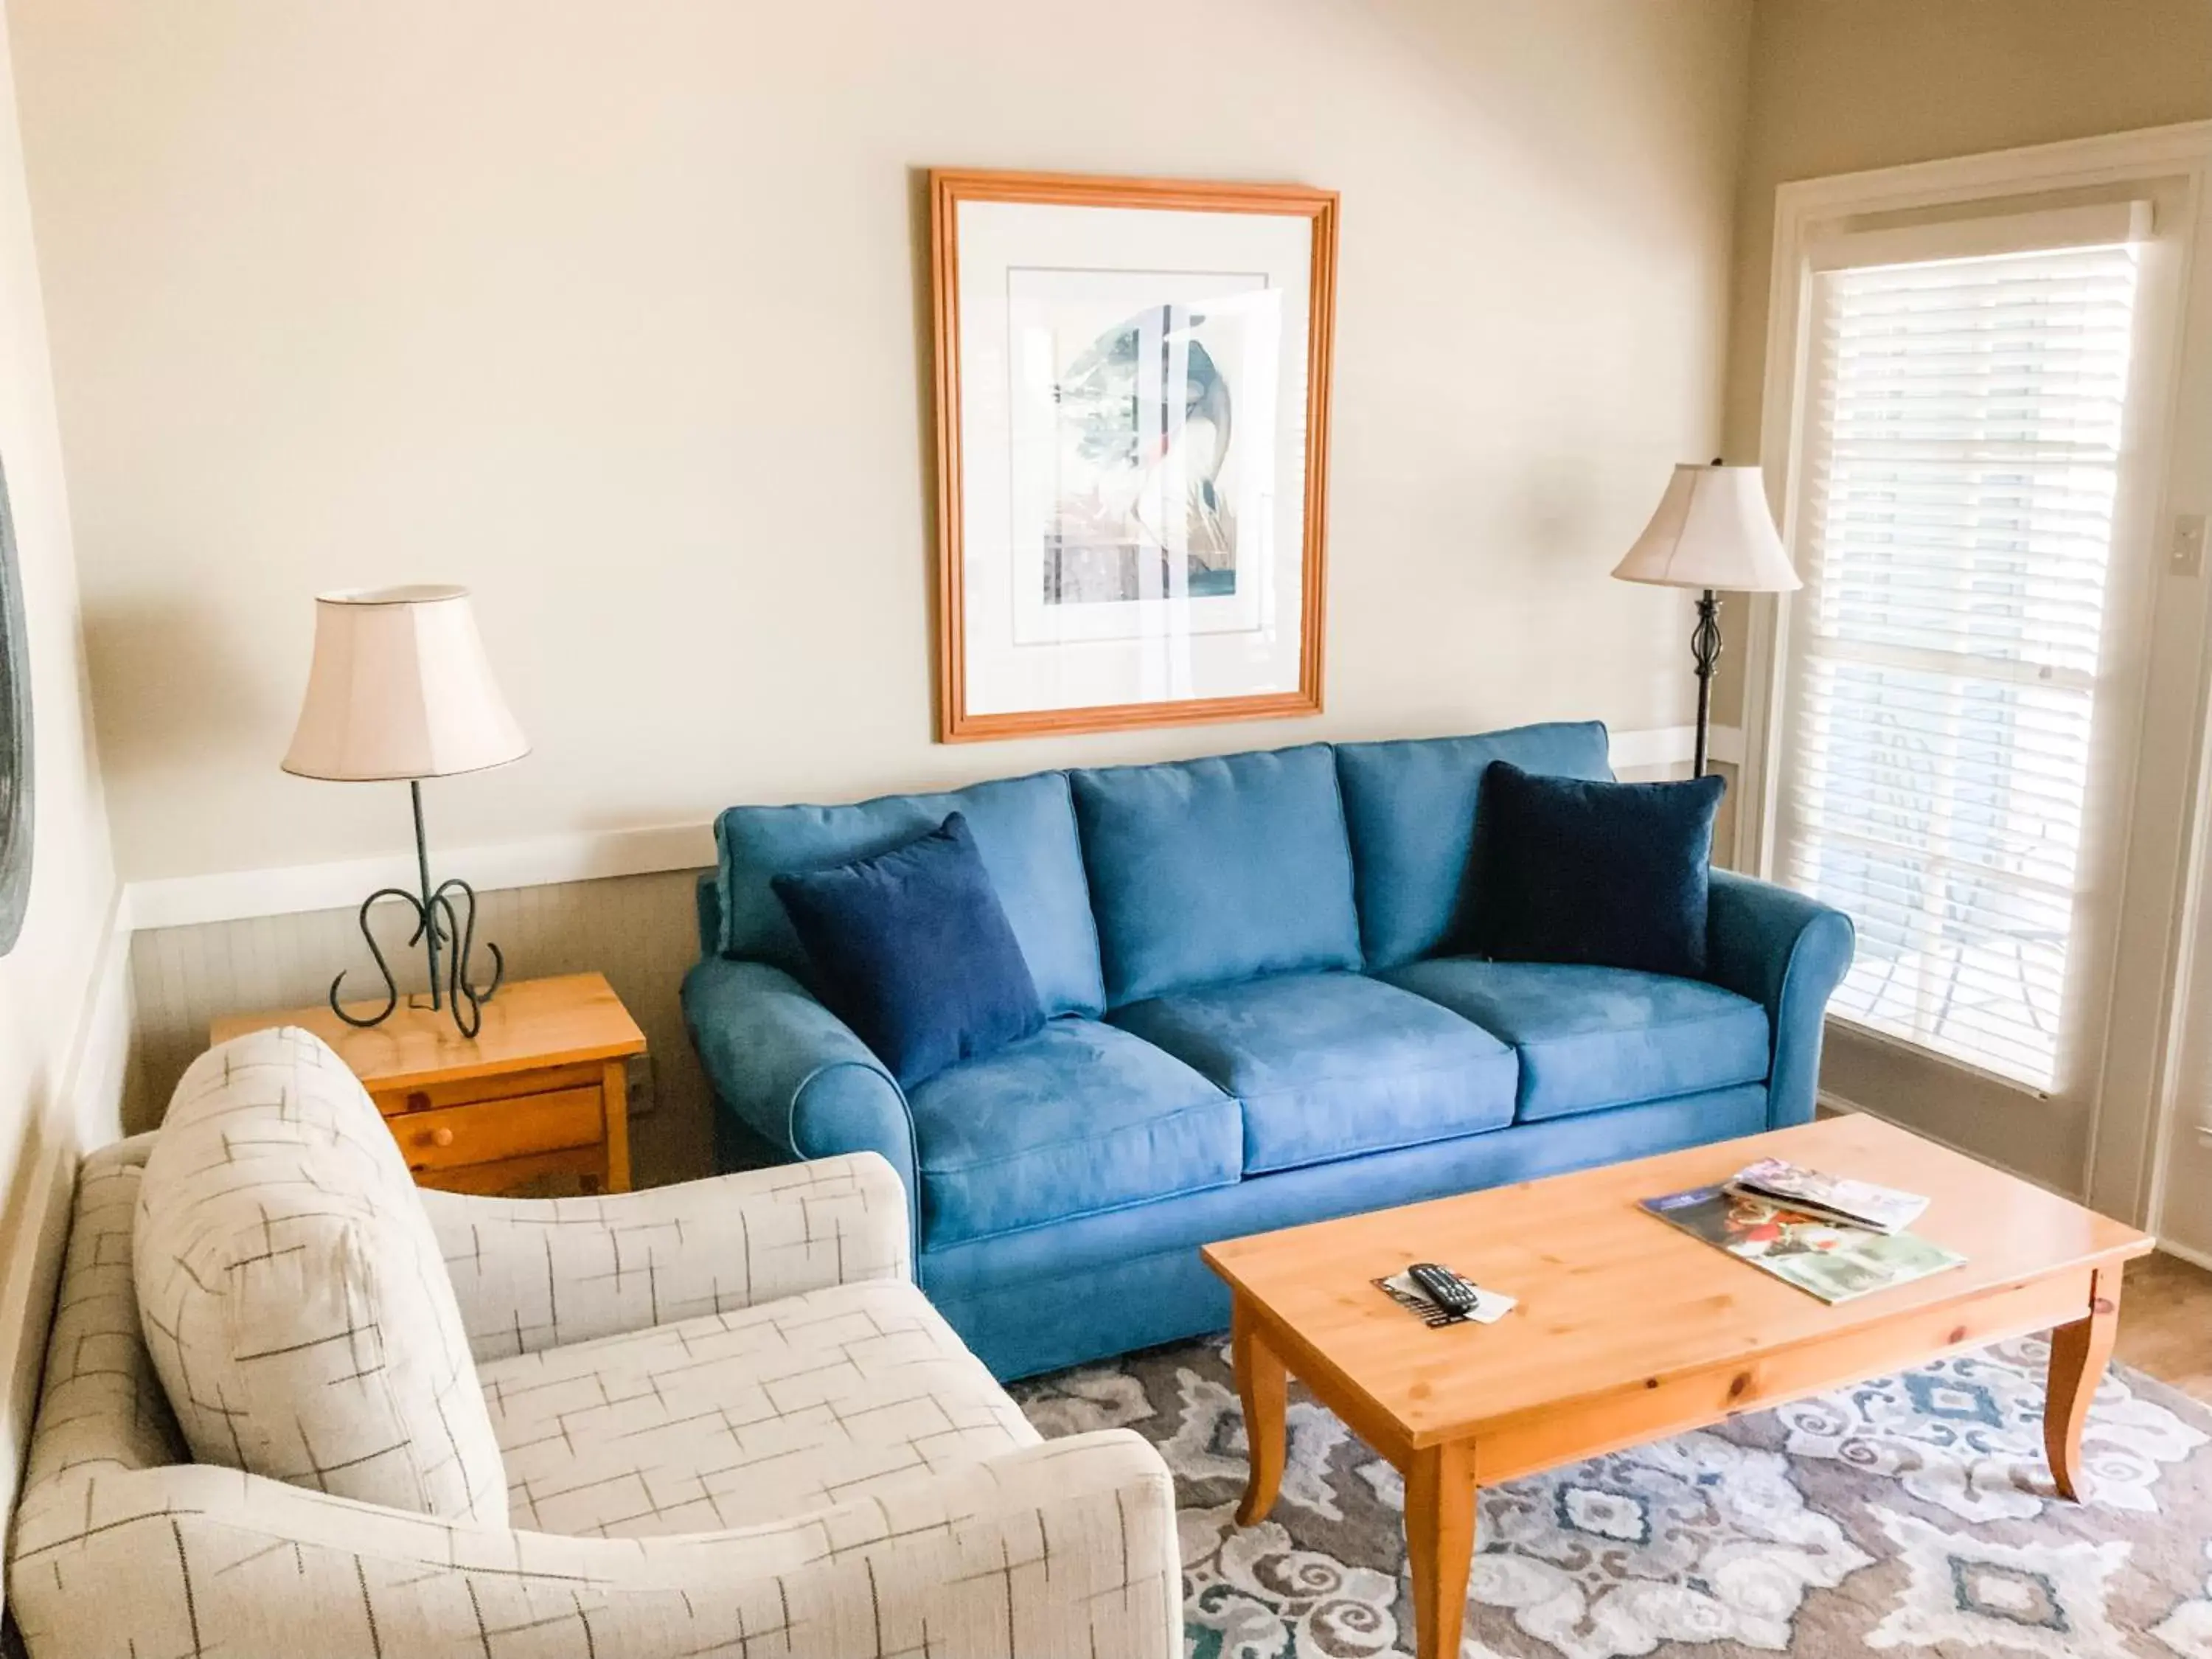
[{"xmin": 1774, "ymin": 226, "xmax": 2144, "ymax": 1091}]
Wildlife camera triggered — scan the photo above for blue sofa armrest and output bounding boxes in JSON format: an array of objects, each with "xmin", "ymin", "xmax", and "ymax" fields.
[
  {"xmin": 680, "ymin": 956, "xmax": 919, "ymax": 1223},
  {"xmin": 1705, "ymin": 869, "xmax": 1855, "ymax": 1130}
]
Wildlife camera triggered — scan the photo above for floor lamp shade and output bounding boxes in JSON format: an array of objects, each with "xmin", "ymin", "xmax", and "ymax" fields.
[
  {"xmin": 1612, "ymin": 465, "xmax": 1800, "ymax": 594},
  {"xmin": 283, "ymin": 585, "xmax": 529, "ymax": 782},
  {"xmin": 1611, "ymin": 464, "xmax": 1797, "ymax": 781}
]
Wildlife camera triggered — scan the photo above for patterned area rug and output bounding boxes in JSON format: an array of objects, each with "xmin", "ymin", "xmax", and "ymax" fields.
[{"xmin": 1011, "ymin": 1333, "xmax": 2212, "ymax": 1658}]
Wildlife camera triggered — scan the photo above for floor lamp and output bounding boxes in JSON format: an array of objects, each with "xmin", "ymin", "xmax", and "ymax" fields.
[{"xmin": 1612, "ymin": 462, "xmax": 1801, "ymax": 777}]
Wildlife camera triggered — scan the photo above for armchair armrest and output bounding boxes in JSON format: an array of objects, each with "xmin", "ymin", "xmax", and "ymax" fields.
[
  {"xmin": 1706, "ymin": 869, "xmax": 1856, "ymax": 1130},
  {"xmin": 419, "ymin": 1152, "xmax": 911, "ymax": 1361},
  {"xmin": 12, "ymin": 1432, "xmax": 1180, "ymax": 1659},
  {"xmin": 682, "ymin": 956, "xmax": 918, "ymax": 1200}
]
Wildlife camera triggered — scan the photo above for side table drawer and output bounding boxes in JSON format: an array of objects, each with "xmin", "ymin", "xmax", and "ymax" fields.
[
  {"xmin": 388, "ymin": 1088, "xmax": 605, "ymax": 1175},
  {"xmin": 371, "ymin": 1062, "xmax": 603, "ymax": 1117}
]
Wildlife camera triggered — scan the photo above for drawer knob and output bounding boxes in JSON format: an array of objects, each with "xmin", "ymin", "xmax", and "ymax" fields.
[
  {"xmin": 408, "ymin": 1091, "xmax": 431, "ymax": 1113},
  {"xmin": 428, "ymin": 1127, "xmax": 456, "ymax": 1148}
]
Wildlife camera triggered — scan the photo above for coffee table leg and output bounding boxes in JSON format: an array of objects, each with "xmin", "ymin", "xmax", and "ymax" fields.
[
  {"xmin": 2045, "ymin": 1265, "xmax": 2121, "ymax": 1502},
  {"xmin": 1231, "ymin": 1295, "xmax": 1287, "ymax": 1526},
  {"xmin": 1406, "ymin": 1440, "xmax": 1475, "ymax": 1659}
]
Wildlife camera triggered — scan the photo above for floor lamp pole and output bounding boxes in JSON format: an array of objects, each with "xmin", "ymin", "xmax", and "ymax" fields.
[{"xmin": 1691, "ymin": 588, "xmax": 1721, "ymax": 779}]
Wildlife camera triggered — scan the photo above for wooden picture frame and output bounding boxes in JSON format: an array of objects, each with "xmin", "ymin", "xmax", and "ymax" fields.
[
  {"xmin": 930, "ymin": 168, "xmax": 1338, "ymax": 742},
  {"xmin": 0, "ymin": 453, "xmax": 32, "ymax": 956}
]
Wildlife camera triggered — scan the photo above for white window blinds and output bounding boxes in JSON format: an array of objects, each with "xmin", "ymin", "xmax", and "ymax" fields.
[{"xmin": 1775, "ymin": 235, "xmax": 2143, "ymax": 1091}]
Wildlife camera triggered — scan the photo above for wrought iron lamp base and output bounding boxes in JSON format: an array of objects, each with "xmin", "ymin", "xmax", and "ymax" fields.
[
  {"xmin": 1690, "ymin": 586, "xmax": 1722, "ymax": 779},
  {"xmin": 328, "ymin": 779, "xmax": 504, "ymax": 1037}
]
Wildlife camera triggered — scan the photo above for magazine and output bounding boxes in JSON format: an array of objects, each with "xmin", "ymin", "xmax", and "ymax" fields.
[
  {"xmin": 1640, "ymin": 1184, "xmax": 1963, "ymax": 1304},
  {"xmin": 1725, "ymin": 1157, "xmax": 1928, "ymax": 1235}
]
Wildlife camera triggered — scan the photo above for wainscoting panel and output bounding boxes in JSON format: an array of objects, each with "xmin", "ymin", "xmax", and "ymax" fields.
[
  {"xmin": 121, "ymin": 732, "xmax": 1743, "ymax": 1192},
  {"xmin": 126, "ymin": 869, "xmax": 717, "ymax": 1188}
]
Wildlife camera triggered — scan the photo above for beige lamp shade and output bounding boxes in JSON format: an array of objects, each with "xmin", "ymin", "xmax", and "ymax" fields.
[
  {"xmin": 1612, "ymin": 464, "xmax": 1801, "ymax": 593},
  {"xmin": 282, "ymin": 585, "xmax": 529, "ymax": 782}
]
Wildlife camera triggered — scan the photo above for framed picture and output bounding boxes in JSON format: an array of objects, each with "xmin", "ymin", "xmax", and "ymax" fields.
[
  {"xmin": 0, "ymin": 455, "xmax": 29, "ymax": 956},
  {"xmin": 930, "ymin": 169, "xmax": 1338, "ymax": 741}
]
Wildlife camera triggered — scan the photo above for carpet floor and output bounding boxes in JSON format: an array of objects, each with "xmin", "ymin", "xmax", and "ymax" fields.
[{"xmin": 1010, "ymin": 1332, "xmax": 2212, "ymax": 1659}]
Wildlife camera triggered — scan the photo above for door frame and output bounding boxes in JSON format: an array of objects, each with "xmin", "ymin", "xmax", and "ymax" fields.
[{"xmin": 1739, "ymin": 119, "xmax": 2212, "ymax": 1225}]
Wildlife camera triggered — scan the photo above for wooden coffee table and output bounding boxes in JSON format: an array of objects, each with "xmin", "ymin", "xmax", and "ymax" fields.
[{"xmin": 1201, "ymin": 1113, "xmax": 2152, "ymax": 1659}]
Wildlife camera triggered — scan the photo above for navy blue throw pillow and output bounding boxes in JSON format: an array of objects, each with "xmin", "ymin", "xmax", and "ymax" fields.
[
  {"xmin": 1465, "ymin": 761, "xmax": 1725, "ymax": 978},
  {"xmin": 771, "ymin": 812, "xmax": 1044, "ymax": 1088}
]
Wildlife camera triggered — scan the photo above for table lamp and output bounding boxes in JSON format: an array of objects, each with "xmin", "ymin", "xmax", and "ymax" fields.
[
  {"xmin": 282, "ymin": 585, "xmax": 529, "ymax": 1035},
  {"xmin": 1612, "ymin": 460, "xmax": 1800, "ymax": 776}
]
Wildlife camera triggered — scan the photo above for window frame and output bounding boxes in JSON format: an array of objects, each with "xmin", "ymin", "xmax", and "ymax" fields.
[
  {"xmin": 1743, "ymin": 121, "xmax": 2212, "ymax": 1225},
  {"xmin": 1780, "ymin": 220, "xmax": 2148, "ymax": 1096}
]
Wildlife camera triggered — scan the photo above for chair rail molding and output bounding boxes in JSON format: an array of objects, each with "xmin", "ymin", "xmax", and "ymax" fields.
[
  {"xmin": 117, "ymin": 725, "xmax": 1740, "ymax": 933},
  {"xmin": 122, "ymin": 822, "xmax": 717, "ymax": 932}
]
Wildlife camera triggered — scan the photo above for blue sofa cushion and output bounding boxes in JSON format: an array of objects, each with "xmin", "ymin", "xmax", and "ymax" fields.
[
  {"xmin": 1381, "ymin": 957, "xmax": 1769, "ymax": 1121},
  {"xmin": 1110, "ymin": 971, "xmax": 1517, "ymax": 1173},
  {"xmin": 1071, "ymin": 745, "xmax": 1361, "ymax": 1006},
  {"xmin": 1468, "ymin": 762, "xmax": 1725, "ymax": 978},
  {"xmin": 715, "ymin": 770, "xmax": 1106, "ymax": 1018},
  {"xmin": 908, "ymin": 1018, "xmax": 1239, "ymax": 1246},
  {"xmin": 1335, "ymin": 723, "xmax": 1613, "ymax": 970},
  {"xmin": 771, "ymin": 813, "xmax": 1043, "ymax": 1089}
]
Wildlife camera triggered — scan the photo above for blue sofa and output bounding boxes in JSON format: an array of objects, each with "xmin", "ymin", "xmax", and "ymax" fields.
[{"xmin": 683, "ymin": 722, "xmax": 1854, "ymax": 1380}]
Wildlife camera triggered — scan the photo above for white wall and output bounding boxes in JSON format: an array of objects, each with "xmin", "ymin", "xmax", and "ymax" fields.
[
  {"xmin": 0, "ymin": 0, "xmax": 122, "ymax": 1579},
  {"xmin": 9, "ymin": 0, "xmax": 1753, "ymax": 890}
]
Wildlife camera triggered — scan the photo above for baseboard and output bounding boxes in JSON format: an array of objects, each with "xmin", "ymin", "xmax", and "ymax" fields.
[
  {"xmin": 118, "ymin": 723, "xmax": 1746, "ymax": 932},
  {"xmin": 2150, "ymin": 1235, "xmax": 2212, "ymax": 1273},
  {"xmin": 0, "ymin": 1121, "xmax": 74, "ymax": 1554},
  {"xmin": 0, "ymin": 883, "xmax": 133, "ymax": 1537}
]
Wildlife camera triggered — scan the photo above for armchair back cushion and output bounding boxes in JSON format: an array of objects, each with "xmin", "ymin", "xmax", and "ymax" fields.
[
  {"xmin": 133, "ymin": 1027, "xmax": 507, "ymax": 1522},
  {"xmin": 1335, "ymin": 722, "xmax": 1614, "ymax": 969},
  {"xmin": 1073, "ymin": 744, "xmax": 1361, "ymax": 1006},
  {"xmin": 717, "ymin": 771, "xmax": 1106, "ymax": 1019}
]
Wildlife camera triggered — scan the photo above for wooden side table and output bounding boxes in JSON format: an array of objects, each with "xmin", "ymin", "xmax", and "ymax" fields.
[{"xmin": 210, "ymin": 972, "xmax": 647, "ymax": 1194}]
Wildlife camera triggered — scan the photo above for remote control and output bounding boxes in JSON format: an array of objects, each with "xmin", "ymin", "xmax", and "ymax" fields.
[{"xmin": 1408, "ymin": 1262, "xmax": 1481, "ymax": 1316}]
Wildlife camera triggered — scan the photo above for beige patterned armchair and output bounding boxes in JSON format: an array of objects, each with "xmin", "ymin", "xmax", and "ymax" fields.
[{"xmin": 11, "ymin": 1133, "xmax": 1180, "ymax": 1657}]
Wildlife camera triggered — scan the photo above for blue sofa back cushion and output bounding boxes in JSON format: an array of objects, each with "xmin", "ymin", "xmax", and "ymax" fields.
[
  {"xmin": 1335, "ymin": 722, "xmax": 1614, "ymax": 970},
  {"xmin": 1467, "ymin": 761, "xmax": 1725, "ymax": 978},
  {"xmin": 716, "ymin": 769, "xmax": 1107, "ymax": 1019},
  {"xmin": 1071, "ymin": 744, "xmax": 1362, "ymax": 1006},
  {"xmin": 771, "ymin": 813, "xmax": 1044, "ymax": 1088}
]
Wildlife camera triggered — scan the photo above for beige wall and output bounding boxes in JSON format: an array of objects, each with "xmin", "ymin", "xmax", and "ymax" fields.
[
  {"xmin": 1724, "ymin": 0, "xmax": 2212, "ymax": 465},
  {"xmin": 1714, "ymin": 0, "xmax": 2212, "ymax": 724},
  {"xmin": 0, "ymin": 0, "xmax": 122, "ymax": 1574},
  {"xmin": 1719, "ymin": 0, "xmax": 2212, "ymax": 1189},
  {"xmin": 9, "ymin": 0, "xmax": 1753, "ymax": 889}
]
